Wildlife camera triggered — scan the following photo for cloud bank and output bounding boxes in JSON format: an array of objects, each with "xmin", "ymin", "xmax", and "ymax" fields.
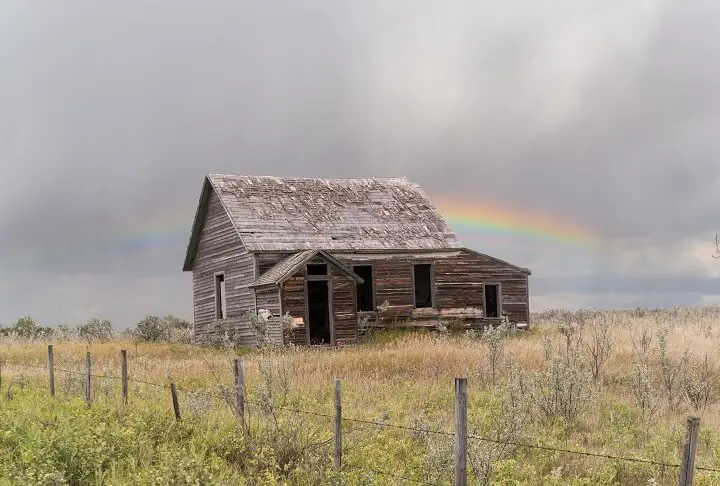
[{"xmin": 1, "ymin": 1, "xmax": 719, "ymax": 326}]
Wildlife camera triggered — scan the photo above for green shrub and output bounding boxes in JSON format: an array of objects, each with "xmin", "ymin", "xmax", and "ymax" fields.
[
  {"xmin": 131, "ymin": 315, "xmax": 192, "ymax": 343},
  {"xmin": 0, "ymin": 317, "xmax": 54, "ymax": 339},
  {"xmin": 76, "ymin": 318, "xmax": 113, "ymax": 343}
]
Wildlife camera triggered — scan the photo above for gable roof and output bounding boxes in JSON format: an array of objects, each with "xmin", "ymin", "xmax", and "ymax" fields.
[
  {"xmin": 462, "ymin": 248, "xmax": 532, "ymax": 275},
  {"xmin": 248, "ymin": 249, "xmax": 364, "ymax": 288},
  {"xmin": 184, "ymin": 174, "xmax": 463, "ymax": 269}
]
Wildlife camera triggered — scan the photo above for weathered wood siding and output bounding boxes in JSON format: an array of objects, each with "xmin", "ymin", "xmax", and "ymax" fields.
[
  {"xmin": 336, "ymin": 249, "xmax": 529, "ymax": 325},
  {"xmin": 254, "ymin": 287, "xmax": 283, "ymax": 345},
  {"xmin": 332, "ymin": 268, "xmax": 359, "ymax": 345},
  {"xmin": 255, "ymin": 287, "xmax": 281, "ymax": 315},
  {"xmin": 371, "ymin": 257, "xmax": 416, "ymax": 317},
  {"xmin": 266, "ymin": 258, "xmax": 360, "ymax": 346},
  {"xmin": 335, "ymin": 254, "xmax": 423, "ymax": 318},
  {"xmin": 282, "ymin": 275, "xmax": 307, "ymax": 345},
  {"xmin": 250, "ymin": 248, "xmax": 529, "ymax": 344},
  {"xmin": 191, "ymin": 188, "xmax": 256, "ymax": 342},
  {"xmin": 435, "ymin": 249, "xmax": 529, "ymax": 324},
  {"xmin": 258, "ymin": 252, "xmax": 294, "ymax": 274}
]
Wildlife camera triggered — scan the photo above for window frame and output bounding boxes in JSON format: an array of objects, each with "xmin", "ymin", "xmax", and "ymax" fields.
[
  {"xmin": 214, "ymin": 272, "xmax": 227, "ymax": 320},
  {"xmin": 353, "ymin": 264, "xmax": 376, "ymax": 312}
]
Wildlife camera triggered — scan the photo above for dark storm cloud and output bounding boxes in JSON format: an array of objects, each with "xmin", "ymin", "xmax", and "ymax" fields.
[
  {"xmin": 1, "ymin": 1, "xmax": 720, "ymax": 325},
  {"xmin": 533, "ymin": 276, "xmax": 720, "ymax": 297},
  {"xmin": 415, "ymin": 1, "xmax": 720, "ymax": 240},
  {"xmin": 533, "ymin": 290, "xmax": 711, "ymax": 312}
]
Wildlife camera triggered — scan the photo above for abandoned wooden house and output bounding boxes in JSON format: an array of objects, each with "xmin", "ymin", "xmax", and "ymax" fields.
[{"xmin": 182, "ymin": 174, "xmax": 532, "ymax": 346}]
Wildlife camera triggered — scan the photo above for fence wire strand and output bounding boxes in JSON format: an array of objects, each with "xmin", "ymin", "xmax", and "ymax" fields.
[
  {"xmin": 242, "ymin": 399, "xmax": 720, "ymax": 473},
  {"xmin": 3, "ymin": 357, "xmax": 720, "ymax": 475}
]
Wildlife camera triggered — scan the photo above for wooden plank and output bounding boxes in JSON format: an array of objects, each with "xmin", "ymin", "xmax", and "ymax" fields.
[
  {"xmin": 332, "ymin": 267, "xmax": 359, "ymax": 344},
  {"xmin": 85, "ymin": 352, "xmax": 91, "ymax": 408},
  {"xmin": 234, "ymin": 358, "xmax": 245, "ymax": 423},
  {"xmin": 120, "ymin": 349, "xmax": 128, "ymax": 405},
  {"xmin": 334, "ymin": 379, "xmax": 342, "ymax": 471},
  {"xmin": 282, "ymin": 275, "xmax": 307, "ymax": 345},
  {"xmin": 48, "ymin": 345, "xmax": 55, "ymax": 397},
  {"xmin": 455, "ymin": 377, "xmax": 468, "ymax": 486},
  {"xmin": 255, "ymin": 288, "xmax": 281, "ymax": 315},
  {"xmin": 254, "ymin": 288, "xmax": 283, "ymax": 345},
  {"xmin": 679, "ymin": 416, "xmax": 700, "ymax": 486},
  {"xmin": 526, "ymin": 275, "xmax": 531, "ymax": 329},
  {"xmin": 170, "ymin": 383, "xmax": 181, "ymax": 421}
]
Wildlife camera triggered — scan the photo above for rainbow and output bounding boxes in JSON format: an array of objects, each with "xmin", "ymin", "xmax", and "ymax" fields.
[
  {"xmin": 87, "ymin": 210, "xmax": 191, "ymax": 254},
  {"xmin": 112, "ymin": 218, "xmax": 189, "ymax": 252},
  {"xmin": 15, "ymin": 197, "xmax": 599, "ymax": 265},
  {"xmin": 433, "ymin": 197, "xmax": 600, "ymax": 250},
  {"xmin": 63, "ymin": 199, "xmax": 599, "ymax": 255},
  {"xmin": 13, "ymin": 209, "xmax": 192, "ymax": 264}
]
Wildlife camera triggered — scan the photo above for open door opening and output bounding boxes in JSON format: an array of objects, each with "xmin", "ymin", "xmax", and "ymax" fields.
[
  {"xmin": 484, "ymin": 284, "xmax": 500, "ymax": 318},
  {"xmin": 307, "ymin": 280, "xmax": 331, "ymax": 344}
]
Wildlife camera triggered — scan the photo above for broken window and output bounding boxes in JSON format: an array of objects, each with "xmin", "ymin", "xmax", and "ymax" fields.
[
  {"xmin": 354, "ymin": 265, "xmax": 375, "ymax": 311},
  {"xmin": 484, "ymin": 284, "xmax": 500, "ymax": 318},
  {"xmin": 307, "ymin": 263, "xmax": 328, "ymax": 275},
  {"xmin": 214, "ymin": 273, "xmax": 226, "ymax": 319},
  {"xmin": 413, "ymin": 264, "xmax": 433, "ymax": 308}
]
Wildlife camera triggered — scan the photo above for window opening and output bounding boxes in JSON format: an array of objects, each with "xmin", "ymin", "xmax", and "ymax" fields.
[
  {"xmin": 354, "ymin": 265, "xmax": 375, "ymax": 311},
  {"xmin": 413, "ymin": 264, "xmax": 433, "ymax": 308},
  {"xmin": 215, "ymin": 273, "xmax": 226, "ymax": 319},
  {"xmin": 485, "ymin": 284, "xmax": 500, "ymax": 318},
  {"xmin": 307, "ymin": 263, "xmax": 328, "ymax": 275}
]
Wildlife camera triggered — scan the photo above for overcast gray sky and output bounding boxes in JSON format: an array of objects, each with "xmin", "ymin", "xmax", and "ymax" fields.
[{"xmin": 2, "ymin": 1, "xmax": 719, "ymax": 328}]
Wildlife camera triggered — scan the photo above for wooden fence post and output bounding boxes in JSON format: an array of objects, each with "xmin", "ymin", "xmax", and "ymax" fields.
[
  {"xmin": 48, "ymin": 345, "xmax": 55, "ymax": 397},
  {"xmin": 679, "ymin": 416, "xmax": 701, "ymax": 486},
  {"xmin": 234, "ymin": 358, "xmax": 245, "ymax": 422},
  {"xmin": 120, "ymin": 349, "xmax": 128, "ymax": 405},
  {"xmin": 85, "ymin": 351, "xmax": 91, "ymax": 408},
  {"xmin": 455, "ymin": 377, "xmax": 468, "ymax": 486},
  {"xmin": 334, "ymin": 379, "xmax": 342, "ymax": 473},
  {"xmin": 170, "ymin": 383, "xmax": 181, "ymax": 421}
]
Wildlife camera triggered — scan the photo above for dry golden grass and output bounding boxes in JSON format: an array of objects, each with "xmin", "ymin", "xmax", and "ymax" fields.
[
  {"xmin": 3, "ymin": 307, "xmax": 720, "ymax": 484},
  {"xmin": 3, "ymin": 309, "xmax": 720, "ymax": 421}
]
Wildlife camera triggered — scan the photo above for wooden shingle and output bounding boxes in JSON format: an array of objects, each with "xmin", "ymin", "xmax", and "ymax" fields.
[{"xmin": 207, "ymin": 174, "xmax": 463, "ymax": 252}]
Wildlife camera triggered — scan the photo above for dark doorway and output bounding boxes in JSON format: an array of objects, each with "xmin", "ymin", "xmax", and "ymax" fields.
[
  {"xmin": 484, "ymin": 284, "xmax": 500, "ymax": 318},
  {"xmin": 307, "ymin": 280, "xmax": 331, "ymax": 344}
]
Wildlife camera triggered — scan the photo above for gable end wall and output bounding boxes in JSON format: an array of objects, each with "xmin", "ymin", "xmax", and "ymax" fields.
[
  {"xmin": 434, "ymin": 250, "xmax": 529, "ymax": 324},
  {"xmin": 191, "ymin": 189, "xmax": 256, "ymax": 341}
]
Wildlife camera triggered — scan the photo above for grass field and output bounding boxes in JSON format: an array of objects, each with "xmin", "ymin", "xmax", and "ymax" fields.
[{"xmin": 2, "ymin": 307, "xmax": 720, "ymax": 485}]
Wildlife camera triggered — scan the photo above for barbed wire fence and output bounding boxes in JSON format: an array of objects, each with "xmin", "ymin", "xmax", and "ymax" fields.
[{"xmin": 1, "ymin": 346, "xmax": 719, "ymax": 485}]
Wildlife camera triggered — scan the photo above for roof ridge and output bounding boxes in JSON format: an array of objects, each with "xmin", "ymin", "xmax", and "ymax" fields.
[{"xmin": 207, "ymin": 173, "xmax": 411, "ymax": 183}]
